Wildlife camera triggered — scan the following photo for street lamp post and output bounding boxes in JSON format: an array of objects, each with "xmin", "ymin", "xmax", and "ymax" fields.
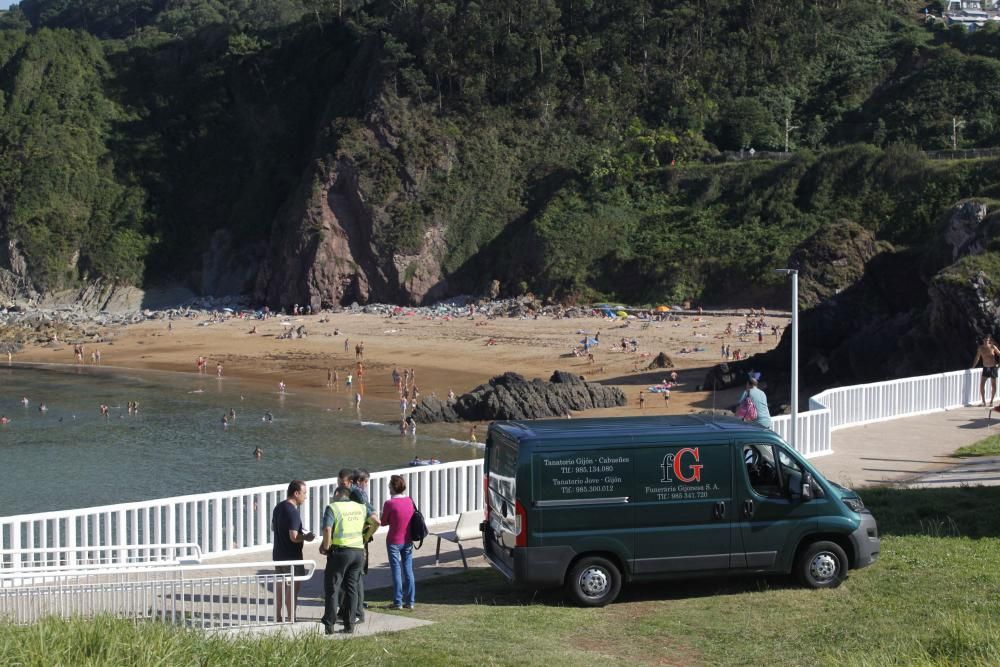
[{"xmin": 775, "ymin": 269, "xmax": 798, "ymax": 450}]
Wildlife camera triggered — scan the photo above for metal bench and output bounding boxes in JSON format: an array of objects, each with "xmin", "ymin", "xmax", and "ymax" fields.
[{"xmin": 432, "ymin": 511, "xmax": 481, "ymax": 569}]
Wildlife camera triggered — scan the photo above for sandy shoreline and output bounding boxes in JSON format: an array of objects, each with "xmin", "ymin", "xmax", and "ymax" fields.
[{"xmin": 14, "ymin": 309, "xmax": 789, "ymax": 420}]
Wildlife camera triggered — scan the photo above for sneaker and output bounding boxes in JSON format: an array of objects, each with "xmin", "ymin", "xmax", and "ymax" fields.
[
  {"xmin": 403, "ymin": 604, "xmax": 415, "ymax": 610},
  {"xmin": 387, "ymin": 604, "xmax": 402, "ymax": 610}
]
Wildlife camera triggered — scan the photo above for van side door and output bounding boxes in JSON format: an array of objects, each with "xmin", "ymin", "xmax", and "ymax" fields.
[
  {"xmin": 736, "ymin": 441, "xmax": 831, "ymax": 571},
  {"xmin": 632, "ymin": 442, "xmax": 734, "ymax": 575}
]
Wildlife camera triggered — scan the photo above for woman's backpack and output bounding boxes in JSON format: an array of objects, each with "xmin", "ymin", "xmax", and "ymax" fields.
[
  {"xmin": 408, "ymin": 499, "xmax": 429, "ymax": 548},
  {"xmin": 736, "ymin": 394, "xmax": 758, "ymax": 422}
]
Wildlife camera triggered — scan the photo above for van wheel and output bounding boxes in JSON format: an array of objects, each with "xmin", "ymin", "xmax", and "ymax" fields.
[
  {"xmin": 796, "ymin": 541, "xmax": 848, "ymax": 589},
  {"xmin": 566, "ymin": 556, "xmax": 621, "ymax": 607}
]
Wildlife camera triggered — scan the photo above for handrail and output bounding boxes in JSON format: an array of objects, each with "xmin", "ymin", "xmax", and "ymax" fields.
[{"xmin": 0, "ymin": 559, "xmax": 316, "ymax": 628}]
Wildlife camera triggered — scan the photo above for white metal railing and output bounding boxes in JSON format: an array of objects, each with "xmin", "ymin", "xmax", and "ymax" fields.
[
  {"xmin": 809, "ymin": 368, "xmax": 979, "ymax": 431},
  {"xmin": 1, "ymin": 460, "xmax": 484, "ymax": 560},
  {"xmin": 772, "ymin": 368, "xmax": 980, "ymax": 459},
  {"xmin": 1, "ymin": 543, "xmax": 202, "ymax": 574},
  {"xmin": 0, "ymin": 559, "xmax": 315, "ymax": 628},
  {"xmin": 0, "ymin": 368, "xmax": 982, "ymax": 559}
]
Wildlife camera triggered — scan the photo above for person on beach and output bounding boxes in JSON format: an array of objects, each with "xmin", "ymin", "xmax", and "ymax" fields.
[
  {"xmin": 638, "ymin": 391, "xmax": 645, "ymax": 409},
  {"xmin": 278, "ymin": 381, "xmax": 286, "ymax": 394},
  {"xmin": 327, "ymin": 368, "xmax": 334, "ymax": 388},
  {"xmin": 738, "ymin": 374, "xmax": 773, "ymax": 429},
  {"xmin": 380, "ymin": 474, "xmax": 416, "ymax": 611},
  {"xmin": 20, "ymin": 396, "xmax": 28, "ymax": 406},
  {"xmin": 272, "ymin": 480, "xmax": 314, "ymax": 623},
  {"xmin": 346, "ymin": 374, "xmax": 353, "ymax": 388},
  {"xmin": 355, "ymin": 392, "xmax": 362, "ymax": 408},
  {"xmin": 217, "ymin": 362, "xmax": 223, "ymax": 377},
  {"xmin": 972, "ymin": 335, "xmax": 1000, "ymax": 406},
  {"xmin": 469, "ymin": 424, "xmax": 477, "ymax": 443}
]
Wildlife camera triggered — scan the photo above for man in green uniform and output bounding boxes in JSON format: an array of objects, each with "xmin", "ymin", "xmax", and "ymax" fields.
[{"xmin": 320, "ymin": 485, "xmax": 367, "ymax": 634}]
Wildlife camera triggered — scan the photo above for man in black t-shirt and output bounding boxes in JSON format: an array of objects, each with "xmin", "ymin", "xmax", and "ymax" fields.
[{"xmin": 272, "ymin": 480, "xmax": 314, "ymax": 622}]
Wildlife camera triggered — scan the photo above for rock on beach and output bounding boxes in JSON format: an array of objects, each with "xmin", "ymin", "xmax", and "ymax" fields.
[{"xmin": 412, "ymin": 370, "xmax": 627, "ymax": 423}]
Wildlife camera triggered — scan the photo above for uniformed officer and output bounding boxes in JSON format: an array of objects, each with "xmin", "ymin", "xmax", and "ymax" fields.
[{"xmin": 320, "ymin": 485, "xmax": 367, "ymax": 634}]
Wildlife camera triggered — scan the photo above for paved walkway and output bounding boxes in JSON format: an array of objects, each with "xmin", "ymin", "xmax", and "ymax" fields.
[
  {"xmin": 814, "ymin": 405, "xmax": 999, "ymax": 488},
  {"xmin": 211, "ymin": 529, "xmax": 488, "ymax": 638}
]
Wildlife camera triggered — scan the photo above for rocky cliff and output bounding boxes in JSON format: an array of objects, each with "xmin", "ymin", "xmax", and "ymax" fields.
[{"xmin": 736, "ymin": 200, "xmax": 1000, "ymax": 408}]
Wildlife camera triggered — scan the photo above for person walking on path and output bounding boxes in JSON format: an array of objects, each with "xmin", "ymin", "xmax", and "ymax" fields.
[
  {"xmin": 972, "ymin": 335, "xmax": 1000, "ymax": 406},
  {"xmin": 319, "ymin": 486, "xmax": 367, "ymax": 634},
  {"xmin": 738, "ymin": 374, "xmax": 772, "ymax": 429},
  {"xmin": 380, "ymin": 474, "xmax": 416, "ymax": 610},
  {"xmin": 271, "ymin": 481, "xmax": 314, "ymax": 623}
]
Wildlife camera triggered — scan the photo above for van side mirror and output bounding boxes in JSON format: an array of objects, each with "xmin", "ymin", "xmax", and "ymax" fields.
[{"xmin": 801, "ymin": 474, "xmax": 814, "ymax": 502}]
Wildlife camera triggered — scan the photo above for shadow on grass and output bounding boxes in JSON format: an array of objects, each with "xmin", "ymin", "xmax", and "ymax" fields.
[
  {"xmin": 864, "ymin": 485, "xmax": 1000, "ymax": 538},
  {"xmin": 364, "ymin": 568, "xmax": 798, "ymax": 608}
]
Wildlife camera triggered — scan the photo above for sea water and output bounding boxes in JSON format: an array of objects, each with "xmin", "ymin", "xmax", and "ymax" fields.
[{"xmin": 0, "ymin": 364, "xmax": 480, "ymax": 515}]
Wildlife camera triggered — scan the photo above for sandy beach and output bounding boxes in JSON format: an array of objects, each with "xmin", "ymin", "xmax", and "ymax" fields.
[{"xmin": 14, "ymin": 309, "xmax": 789, "ymax": 419}]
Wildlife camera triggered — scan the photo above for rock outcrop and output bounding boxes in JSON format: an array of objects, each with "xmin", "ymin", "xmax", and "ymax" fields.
[{"xmin": 411, "ymin": 371, "xmax": 627, "ymax": 423}]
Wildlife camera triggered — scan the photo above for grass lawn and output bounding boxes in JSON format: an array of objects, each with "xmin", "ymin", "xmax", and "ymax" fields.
[
  {"xmin": 953, "ymin": 433, "xmax": 1000, "ymax": 458},
  {"xmin": 3, "ymin": 487, "xmax": 1000, "ymax": 666}
]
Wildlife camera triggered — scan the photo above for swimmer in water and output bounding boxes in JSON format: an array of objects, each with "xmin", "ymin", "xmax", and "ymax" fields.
[
  {"xmin": 263, "ymin": 411, "xmax": 273, "ymax": 423},
  {"xmin": 355, "ymin": 392, "xmax": 361, "ymax": 408},
  {"xmin": 278, "ymin": 381, "xmax": 286, "ymax": 394},
  {"xmin": 228, "ymin": 408, "xmax": 236, "ymax": 421},
  {"xmin": 38, "ymin": 403, "xmax": 47, "ymax": 412},
  {"xmin": 221, "ymin": 415, "xmax": 229, "ymax": 428},
  {"xmin": 253, "ymin": 446, "xmax": 262, "ymax": 459},
  {"xmin": 20, "ymin": 396, "xmax": 28, "ymax": 406},
  {"xmin": 0, "ymin": 415, "xmax": 8, "ymax": 425}
]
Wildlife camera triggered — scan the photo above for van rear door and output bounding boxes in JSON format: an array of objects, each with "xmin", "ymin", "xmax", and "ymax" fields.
[
  {"xmin": 632, "ymin": 441, "xmax": 734, "ymax": 574},
  {"xmin": 484, "ymin": 430, "xmax": 519, "ymax": 577}
]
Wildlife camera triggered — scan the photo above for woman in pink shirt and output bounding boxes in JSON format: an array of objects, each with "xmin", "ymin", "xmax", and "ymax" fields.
[{"xmin": 381, "ymin": 474, "xmax": 416, "ymax": 609}]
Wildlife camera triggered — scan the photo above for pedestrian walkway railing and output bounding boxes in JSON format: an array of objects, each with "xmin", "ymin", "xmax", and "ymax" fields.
[
  {"xmin": 1, "ymin": 459, "xmax": 483, "ymax": 560},
  {"xmin": 769, "ymin": 368, "xmax": 980, "ymax": 460},
  {"xmin": 0, "ymin": 369, "xmax": 982, "ymax": 560},
  {"xmin": 0, "ymin": 559, "xmax": 315, "ymax": 628},
  {"xmin": 1, "ymin": 543, "xmax": 202, "ymax": 573}
]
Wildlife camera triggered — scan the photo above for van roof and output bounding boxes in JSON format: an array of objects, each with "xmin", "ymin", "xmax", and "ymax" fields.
[{"xmin": 491, "ymin": 415, "xmax": 770, "ymax": 442}]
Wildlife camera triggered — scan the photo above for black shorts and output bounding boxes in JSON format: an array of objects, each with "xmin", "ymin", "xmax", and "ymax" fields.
[
  {"xmin": 276, "ymin": 563, "xmax": 306, "ymax": 577},
  {"xmin": 984, "ymin": 367, "xmax": 998, "ymax": 379}
]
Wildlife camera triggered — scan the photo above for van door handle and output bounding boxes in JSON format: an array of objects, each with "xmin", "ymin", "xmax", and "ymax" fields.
[
  {"xmin": 713, "ymin": 501, "xmax": 726, "ymax": 520},
  {"xmin": 743, "ymin": 499, "xmax": 755, "ymax": 518}
]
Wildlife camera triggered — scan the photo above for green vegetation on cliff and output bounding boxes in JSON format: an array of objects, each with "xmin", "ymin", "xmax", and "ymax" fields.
[{"xmin": 3, "ymin": 0, "xmax": 1000, "ymax": 303}]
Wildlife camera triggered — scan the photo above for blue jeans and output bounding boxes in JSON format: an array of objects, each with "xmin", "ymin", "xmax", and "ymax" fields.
[{"xmin": 387, "ymin": 543, "xmax": 415, "ymax": 606}]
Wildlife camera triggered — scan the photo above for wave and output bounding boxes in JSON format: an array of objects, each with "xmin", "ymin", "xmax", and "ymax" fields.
[
  {"xmin": 360, "ymin": 421, "xmax": 384, "ymax": 426},
  {"xmin": 449, "ymin": 438, "xmax": 484, "ymax": 449}
]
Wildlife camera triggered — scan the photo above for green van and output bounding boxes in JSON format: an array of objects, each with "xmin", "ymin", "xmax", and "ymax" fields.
[{"xmin": 482, "ymin": 415, "xmax": 879, "ymax": 606}]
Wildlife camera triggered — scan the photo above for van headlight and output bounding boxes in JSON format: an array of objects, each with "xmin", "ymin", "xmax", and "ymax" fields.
[{"xmin": 843, "ymin": 497, "xmax": 865, "ymax": 513}]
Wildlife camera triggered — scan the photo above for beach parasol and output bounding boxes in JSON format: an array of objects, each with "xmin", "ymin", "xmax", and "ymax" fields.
[
  {"xmin": 656, "ymin": 305, "xmax": 670, "ymax": 312},
  {"xmin": 616, "ymin": 310, "xmax": 628, "ymax": 318},
  {"xmin": 222, "ymin": 307, "xmax": 234, "ymax": 313}
]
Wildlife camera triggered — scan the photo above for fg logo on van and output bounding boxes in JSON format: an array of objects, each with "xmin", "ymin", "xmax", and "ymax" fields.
[{"xmin": 661, "ymin": 447, "xmax": 703, "ymax": 483}]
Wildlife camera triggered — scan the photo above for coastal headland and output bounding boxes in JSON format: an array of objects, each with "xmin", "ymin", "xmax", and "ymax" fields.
[{"xmin": 12, "ymin": 306, "xmax": 789, "ymax": 420}]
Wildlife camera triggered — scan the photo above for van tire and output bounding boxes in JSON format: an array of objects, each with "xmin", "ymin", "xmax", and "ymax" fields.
[
  {"xmin": 566, "ymin": 556, "xmax": 622, "ymax": 606},
  {"xmin": 796, "ymin": 541, "xmax": 848, "ymax": 589}
]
